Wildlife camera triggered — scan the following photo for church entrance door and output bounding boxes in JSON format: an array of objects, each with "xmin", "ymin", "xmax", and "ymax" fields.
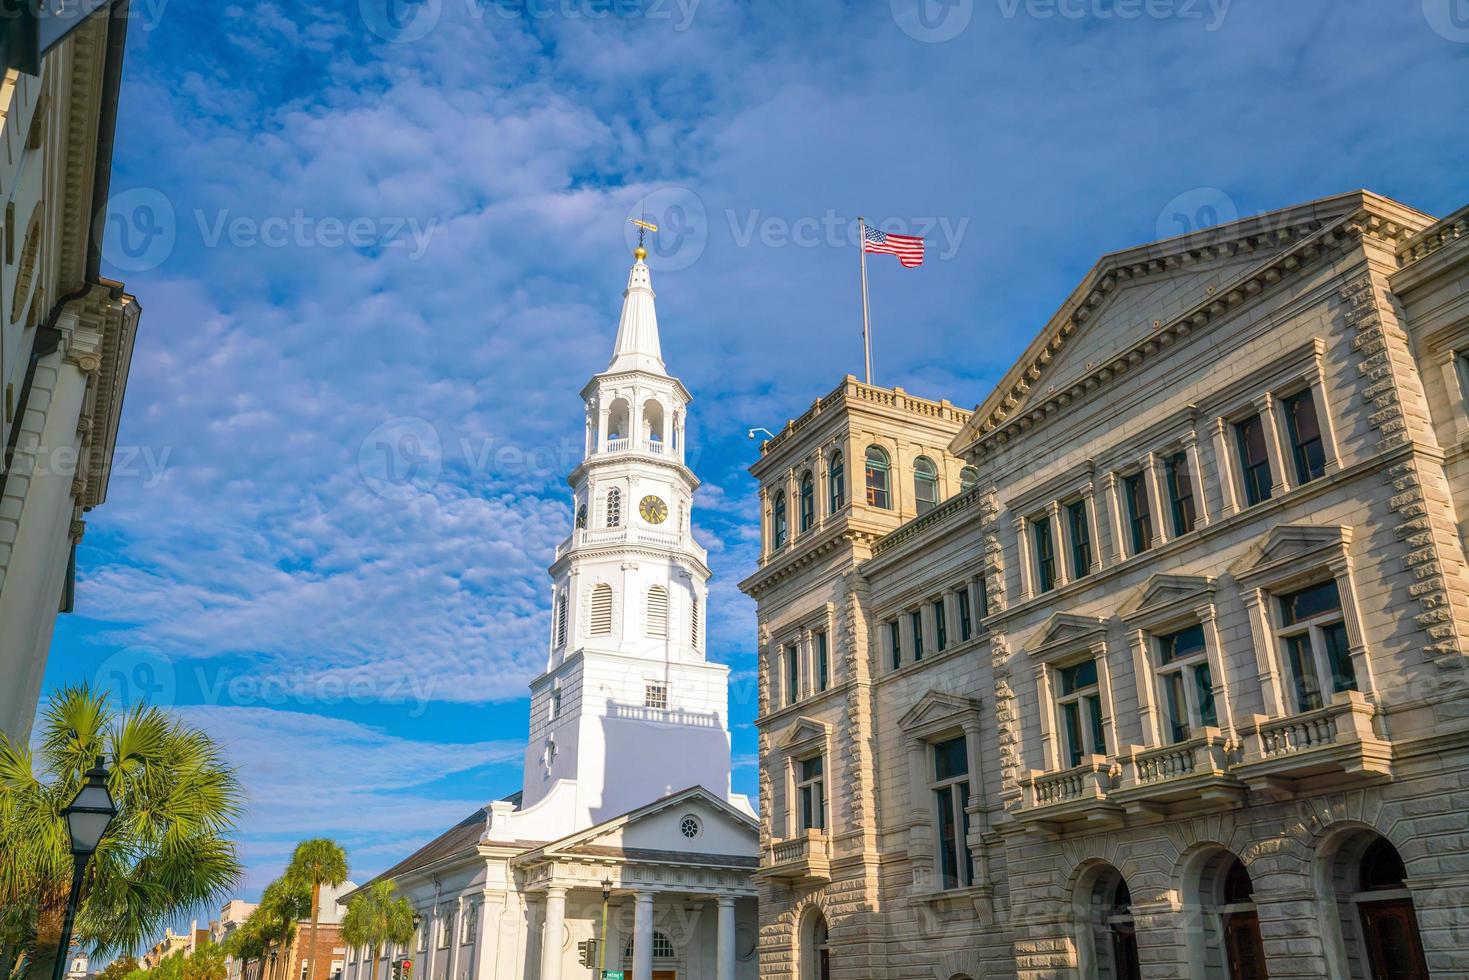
[{"xmin": 651, "ymin": 972, "xmax": 677, "ymax": 980}]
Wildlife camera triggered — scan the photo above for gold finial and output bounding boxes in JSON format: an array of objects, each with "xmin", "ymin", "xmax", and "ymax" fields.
[{"xmin": 630, "ymin": 217, "xmax": 658, "ymax": 261}]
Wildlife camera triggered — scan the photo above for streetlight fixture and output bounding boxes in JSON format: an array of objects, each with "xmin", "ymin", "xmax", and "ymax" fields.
[
  {"xmin": 52, "ymin": 756, "xmax": 117, "ymax": 980},
  {"xmin": 597, "ymin": 878, "xmax": 613, "ymax": 979}
]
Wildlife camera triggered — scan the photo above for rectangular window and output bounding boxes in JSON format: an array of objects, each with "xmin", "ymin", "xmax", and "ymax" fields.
[
  {"xmin": 933, "ymin": 599, "xmax": 948, "ymax": 652},
  {"xmin": 462, "ymin": 903, "xmax": 478, "ymax": 943},
  {"xmin": 931, "ymin": 735, "xmax": 972, "ymax": 890},
  {"xmin": 1155, "ymin": 624, "xmax": 1215, "ymax": 743},
  {"xmin": 888, "ymin": 619, "xmax": 902, "ymax": 670},
  {"xmin": 1283, "ymin": 390, "xmax": 1327, "ymax": 485},
  {"xmin": 1236, "ymin": 414, "xmax": 1273, "ymax": 506},
  {"xmin": 1124, "ymin": 473, "xmax": 1153, "ymax": 555},
  {"xmin": 956, "ymin": 587, "xmax": 973, "ymax": 643},
  {"xmin": 1056, "ymin": 660, "xmax": 1106, "ymax": 767},
  {"xmin": 1457, "ymin": 354, "xmax": 1469, "ymax": 413},
  {"xmin": 910, "ymin": 610, "xmax": 925, "ymax": 661},
  {"xmin": 549, "ymin": 688, "xmax": 562, "ymax": 721},
  {"xmin": 815, "ymin": 631, "xmax": 829, "ymax": 692},
  {"xmin": 645, "ymin": 683, "xmax": 668, "ymax": 710},
  {"xmin": 1032, "ymin": 515, "xmax": 1057, "ymax": 593},
  {"xmin": 1067, "ymin": 500, "xmax": 1092, "ymax": 580},
  {"xmin": 1164, "ymin": 451, "xmax": 1196, "ymax": 537},
  {"xmin": 797, "ymin": 756, "xmax": 825, "ymax": 831},
  {"xmin": 786, "ymin": 645, "xmax": 800, "ymax": 706},
  {"xmin": 1277, "ymin": 579, "xmax": 1356, "ymax": 712},
  {"xmin": 438, "ymin": 910, "xmax": 453, "ymax": 948}
]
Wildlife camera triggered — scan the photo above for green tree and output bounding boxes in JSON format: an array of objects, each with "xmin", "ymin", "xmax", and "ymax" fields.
[
  {"xmin": 222, "ymin": 918, "xmax": 268, "ymax": 980},
  {"xmin": 153, "ymin": 951, "xmax": 186, "ymax": 980},
  {"xmin": 0, "ymin": 686, "xmax": 244, "ymax": 980},
  {"xmin": 183, "ymin": 941, "xmax": 227, "ymax": 980},
  {"xmin": 96, "ymin": 956, "xmax": 140, "ymax": 980},
  {"xmin": 340, "ymin": 882, "xmax": 415, "ymax": 980},
  {"xmin": 286, "ymin": 839, "xmax": 348, "ymax": 980},
  {"xmin": 255, "ymin": 876, "xmax": 310, "ymax": 980}
]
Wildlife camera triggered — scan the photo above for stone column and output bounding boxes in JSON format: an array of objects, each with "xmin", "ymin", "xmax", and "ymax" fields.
[
  {"xmin": 1182, "ymin": 429, "xmax": 1211, "ymax": 527},
  {"xmin": 1145, "ymin": 451, "xmax": 1169, "ymax": 545},
  {"xmin": 540, "ymin": 888, "xmax": 566, "ymax": 980},
  {"xmin": 1014, "ymin": 515, "xmax": 1034, "ymax": 601},
  {"xmin": 1049, "ymin": 500, "xmax": 1070, "ymax": 587},
  {"xmin": 1255, "ymin": 392, "xmax": 1291, "ymax": 497},
  {"xmin": 1210, "ymin": 417, "xmax": 1239, "ymax": 517},
  {"xmin": 631, "ymin": 891, "xmax": 654, "ymax": 980},
  {"xmin": 715, "ymin": 898, "xmax": 736, "ymax": 980},
  {"xmin": 1103, "ymin": 472, "xmax": 1127, "ymax": 563}
]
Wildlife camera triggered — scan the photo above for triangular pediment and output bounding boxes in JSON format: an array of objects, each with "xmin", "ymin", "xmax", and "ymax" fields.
[
  {"xmin": 778, "ymin": 716, "xmax": 830, "ymax": 750},
  {"xmin": 534, "ymin": 785, "xmax": 759, "ymax": 861},
  {"xmin": 898, "ymin": 690, "xmax": 980, "ymax": 734},
  {"xmin": 1229, "ymin": 524, "xmax": 1351, "ymax": 581},
  {"xmin": 1028, "ymin": 612, "xmax": 1108, "ymax": 655},
  {"xmin": 1118, "ymin": 573, "xmax": 1216, "ymax": 620}
]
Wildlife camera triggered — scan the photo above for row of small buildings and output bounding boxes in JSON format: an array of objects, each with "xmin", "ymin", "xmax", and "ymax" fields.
[{"xmin": 739, "ymin": 190, "xmax": 1469, "ymax": 979}]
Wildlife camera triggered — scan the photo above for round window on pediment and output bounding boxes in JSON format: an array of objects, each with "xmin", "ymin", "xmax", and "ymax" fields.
[{"xmin": 679, "ymin": 814, "xmax": 702, "ymax": 839}]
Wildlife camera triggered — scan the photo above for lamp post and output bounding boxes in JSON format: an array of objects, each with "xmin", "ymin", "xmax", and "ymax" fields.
[
  {"xmin": 597, "ymin": 878, "xmax": 613, "ymax": 979},
  {"xmin": 52, "ymin": 757, "xmax": 117, "ymax": 980}
]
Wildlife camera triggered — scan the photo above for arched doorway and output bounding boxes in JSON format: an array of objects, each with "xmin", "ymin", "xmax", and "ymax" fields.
[
  {"xmin": 1187, "ymin": 850, "xmax": 1268, "ymax": 979},
  {"xmin": 1323, "ymin": 831, "xmax": 1429, "ymax": 979},
  {"xmin": 798, "ymin": 908, "xmax": 830, "ymax": 980},
  {"xmin": 1075, "ymin": 863, "xmax": 1141, "ymax": 980}
]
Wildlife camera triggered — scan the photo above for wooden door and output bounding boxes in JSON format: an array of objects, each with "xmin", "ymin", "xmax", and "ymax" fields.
[
  {"xmin": 1109, "ymin": 922, "xmax": 1141, "ymax": 980},
  {"xmin": 1223, "ymin": 911, "xmax": 1269, "ymax": 980},
  {"xmin": 1360, "ymin": 900, "xmax": 1430, "ymax": 980},
  {"xmin": 651, "ymin": 972, "xmax": 677, "ymax": 980}
]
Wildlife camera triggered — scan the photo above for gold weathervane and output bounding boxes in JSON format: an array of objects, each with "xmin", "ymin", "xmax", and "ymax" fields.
[{"xmin": 631, "ymin": 217, "xmax": 658, "ymax": 261}]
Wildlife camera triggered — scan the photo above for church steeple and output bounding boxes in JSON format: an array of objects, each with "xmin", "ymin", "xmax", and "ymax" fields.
[{"xmin": 607, "ymin": 254, "xmax": 665, "ymax": 374}]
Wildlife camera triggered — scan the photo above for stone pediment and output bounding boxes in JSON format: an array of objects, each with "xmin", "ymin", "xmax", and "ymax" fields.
[
  {"xmin": 1118, "ymin": 573, "xmax": 1216, "ymax": 621},
  {"xmin": 1229, "ymin": 524, "xmax": 1351, "ymax": 583},
  {"xmin": 898, "ymin": 690, "xmax": 981, "ymax": 734},
  {"xmin": 778, "ymin": 716, "xmax": 830, "ymax": 750},
  {"xmin": 529, "ymin": 785, "xmax": 759, "ymax": 861},
  {"xmin": 1028, "ymin": 612, "xmax": 1108, "ymax": 657}
]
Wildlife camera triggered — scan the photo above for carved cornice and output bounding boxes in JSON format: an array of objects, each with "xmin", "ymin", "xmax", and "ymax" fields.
[{"xmin": 956, "ymin": 199, "xmax": 1425, "ymax": 461}]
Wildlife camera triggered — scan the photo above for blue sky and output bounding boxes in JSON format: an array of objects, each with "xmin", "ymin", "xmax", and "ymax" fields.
[{"xmin": 41, "ymin": 0, "xmax": 1469, "ymax": 903}]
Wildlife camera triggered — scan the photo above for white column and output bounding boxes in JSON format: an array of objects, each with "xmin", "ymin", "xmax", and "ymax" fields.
[
  {"xmin": 540, "ymin": 888, "xmax": 566, "ymax": 980},
  {"xmin": 631, "ymin": 891, "xmax": 654, "ymax": 980},
  {"xmin": 1210, "ymin": 417, "xmax": 1239, "ymax": 517},
  {"xmin": 1256, "ymin": 392, "xmax": 1291, "ymax": 496},
  {"xmin": 716, "ymin": 898, "xmax": 736, "ymax": 980}
]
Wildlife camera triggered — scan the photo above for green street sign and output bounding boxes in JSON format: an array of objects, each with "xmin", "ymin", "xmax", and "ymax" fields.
[{"xmin": 601, "ymin": 973, "xmax": 624, "ymax": 980}]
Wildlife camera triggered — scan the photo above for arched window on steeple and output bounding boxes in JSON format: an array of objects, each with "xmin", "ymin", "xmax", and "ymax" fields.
[
  {"xmin": 646, "ymin": 586, "xmax": 669, "ymax": 638},
  {"xmin": 575, "ymin": 503, "xmax": 587, "ymax": 529},
  {"xmin": 865, "ymin": 446, "xmax": 892, "ymax": 509},
  {"xmin": 960, "ymin": 466, "xmax": 980, "ymax": 493},
  {"xmin": 606, "ymin": 488, "xmax": 622, "ymax": 527},
  {"xmin": 914, "ymin": 456, "xmax": 939, "ymax": 515},
  {"xmin": 691, "ymin": 596, "xmax": 701, "ymax": 647},
  {"xmin": 799, "ymin": 471, "xmax": 815, "ymax": 533},
  {"xmin": 772, "ymin": 490, "xmax": 789, "ymax": 549},
  {"xmin": 589, "ymin": 584, "xmax": 613, "ymax": 636},
  {"xmin": 829, "ymin": 450, "xmax": 845, "ymax": 514},
  {"xmin": 555, "ymin": 591, "xmax": 568, "ymax": 648}
]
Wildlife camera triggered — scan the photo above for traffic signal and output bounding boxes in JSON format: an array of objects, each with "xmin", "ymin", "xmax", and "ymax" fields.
[
  {"xmin": 577, "ymin": 940, "xmax": 599, "ymax": 968},
  {"xmin": 391, "ymin": 962, "xmax": 401, "ymax": 980},
  {"xmin": 401, "ymin": 961, "xmax": 412, "ymax": 978}
]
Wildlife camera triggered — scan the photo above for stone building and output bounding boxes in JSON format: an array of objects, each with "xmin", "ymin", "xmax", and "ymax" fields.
[
  {"xmin": 741, "ymin": 191, "xmax": 1469, "ymax": 979},
  {"xmin": 0, "ymin": 10, "xmax": 142, "ymax": 742},
  {"xmin": 341, "ymin": 246, "xmax": 759, "ymax": 980}
]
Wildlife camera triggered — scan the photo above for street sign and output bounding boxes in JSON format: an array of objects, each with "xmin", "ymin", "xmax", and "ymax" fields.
[{"xmin": 601, "ymin": 973, "xmax": 624, "ymax": 980}]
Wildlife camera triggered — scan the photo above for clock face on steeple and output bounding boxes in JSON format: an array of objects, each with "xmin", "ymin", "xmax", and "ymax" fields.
[{"xmin": 639, "ymin": 495, "xmax": 669, "ymax": 525}]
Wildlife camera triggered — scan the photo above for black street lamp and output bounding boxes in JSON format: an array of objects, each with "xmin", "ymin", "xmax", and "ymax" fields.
[
  {"xmin": 52, "ymin": 757, "xmax": 116, "ymax": 980},
  {"xmin": 597, "ymin": 878, "xmax": 613, "ymax": 979}
]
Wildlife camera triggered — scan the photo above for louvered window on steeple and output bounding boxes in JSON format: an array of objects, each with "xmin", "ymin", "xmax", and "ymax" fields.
[
  {"xmin": 589, "ymin": 584, "xmax": 613, "ymax": 636},
  {"xmin": 647, "ymin": 586, "xmax": 669, "ymax": 638},
  {"xmin": 555, "ymin": 592, "xmax": 568, "ymax": 648},
  {"xmin": 606, "ymin": 488, "xmax": 622, "ymax": 527},
  {"xmin": 691, "ymin": 597, "xmax": 701, "ymax": 647}
]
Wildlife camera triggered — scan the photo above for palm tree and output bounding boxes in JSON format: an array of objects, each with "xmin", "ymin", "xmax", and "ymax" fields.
[
  {"xmin": 341, "ymin": 881, "xmax": 415, "ymax": 980},
  {"xmin": 0, "ymin": 686, "xmax": 243, "ymax": 980},
  {"xmin": 255, "ymin": 876, "xmax": 310, "ymax": 980},
  {"xmin": 223, "ymin": 919, "xmax": 267, "ymax": 980},
  {"xmin": 287, "ymin": 839, "xmax": 349, "ymax": 980}
]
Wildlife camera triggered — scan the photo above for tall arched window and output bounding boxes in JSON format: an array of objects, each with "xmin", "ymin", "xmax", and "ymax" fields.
[
  {"xmin": 960, "ymin": 466, "xmax": 980, "ymax": 492},
  {"xmin": 575, "ymin": 503, "xmax": 587, "ymax": 529},
  {"xmin": 828, "ymin": 451, "xmax": 845, "ymax": 513},
  {"xmin": 865, "ymin": 446, "xmax": 891, "ymax": 509},
  {"xmin": 914, "ymin": 456, "xmax": 939, "ymax": 515},
  {"xmin": 624, "ymin": 932, "xmax": 675, "ymax": 960},
  {"xmin": 589, "ymin": 584, "xmax": 613, "ymax": 636},
  {"xmin": 1076, "ymin": 864, "xmax": 1141, "ymax": 980},
  {"xmin": 799, "ymin": 909, "xmax": 830, "ymax": 980},
  {"xmin": 772, "ymin": 490, "xmax": 789, "ymax": 548},
  {"xmin": 646, "ymin": 586, "xmax": 669, "ymax": 638},
  {"xmin": 1323, "ymin": 832, "xmax": 1429, "ymax": 978},
  {"xmin": 606, "ymin": 488, "xmax": 622, "ymax": 527},
  {"xmin": 799, "ymin": 471, "xmax": 816, "ymax": 532}
]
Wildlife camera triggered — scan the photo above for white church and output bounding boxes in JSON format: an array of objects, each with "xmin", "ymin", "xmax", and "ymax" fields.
[{"xmin": 340, "ymin": 245, "xmax": 760, "ymax": 980}]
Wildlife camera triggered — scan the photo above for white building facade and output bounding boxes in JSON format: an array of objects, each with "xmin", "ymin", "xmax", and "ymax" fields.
[
  {"xmin": 0, "ymin": 14, "xmax": 142, "ymax": 743},
  {"xmin": 744, "ymin": 192, "xmax": 1469, "ymax": 980},
  {"xmin": 344, "ymin": 247, "xmax": 759, "ymax": 980}
]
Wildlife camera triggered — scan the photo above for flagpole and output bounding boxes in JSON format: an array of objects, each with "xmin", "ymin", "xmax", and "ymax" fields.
[{"xmin": 858, "ymin": 215, "xmax": 872, "ymax": 385}]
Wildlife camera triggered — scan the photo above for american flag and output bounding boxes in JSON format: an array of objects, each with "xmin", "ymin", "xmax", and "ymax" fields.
[{"xmin": 863, "ymin": 226, "xmax": 925, "ymax": 268}]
